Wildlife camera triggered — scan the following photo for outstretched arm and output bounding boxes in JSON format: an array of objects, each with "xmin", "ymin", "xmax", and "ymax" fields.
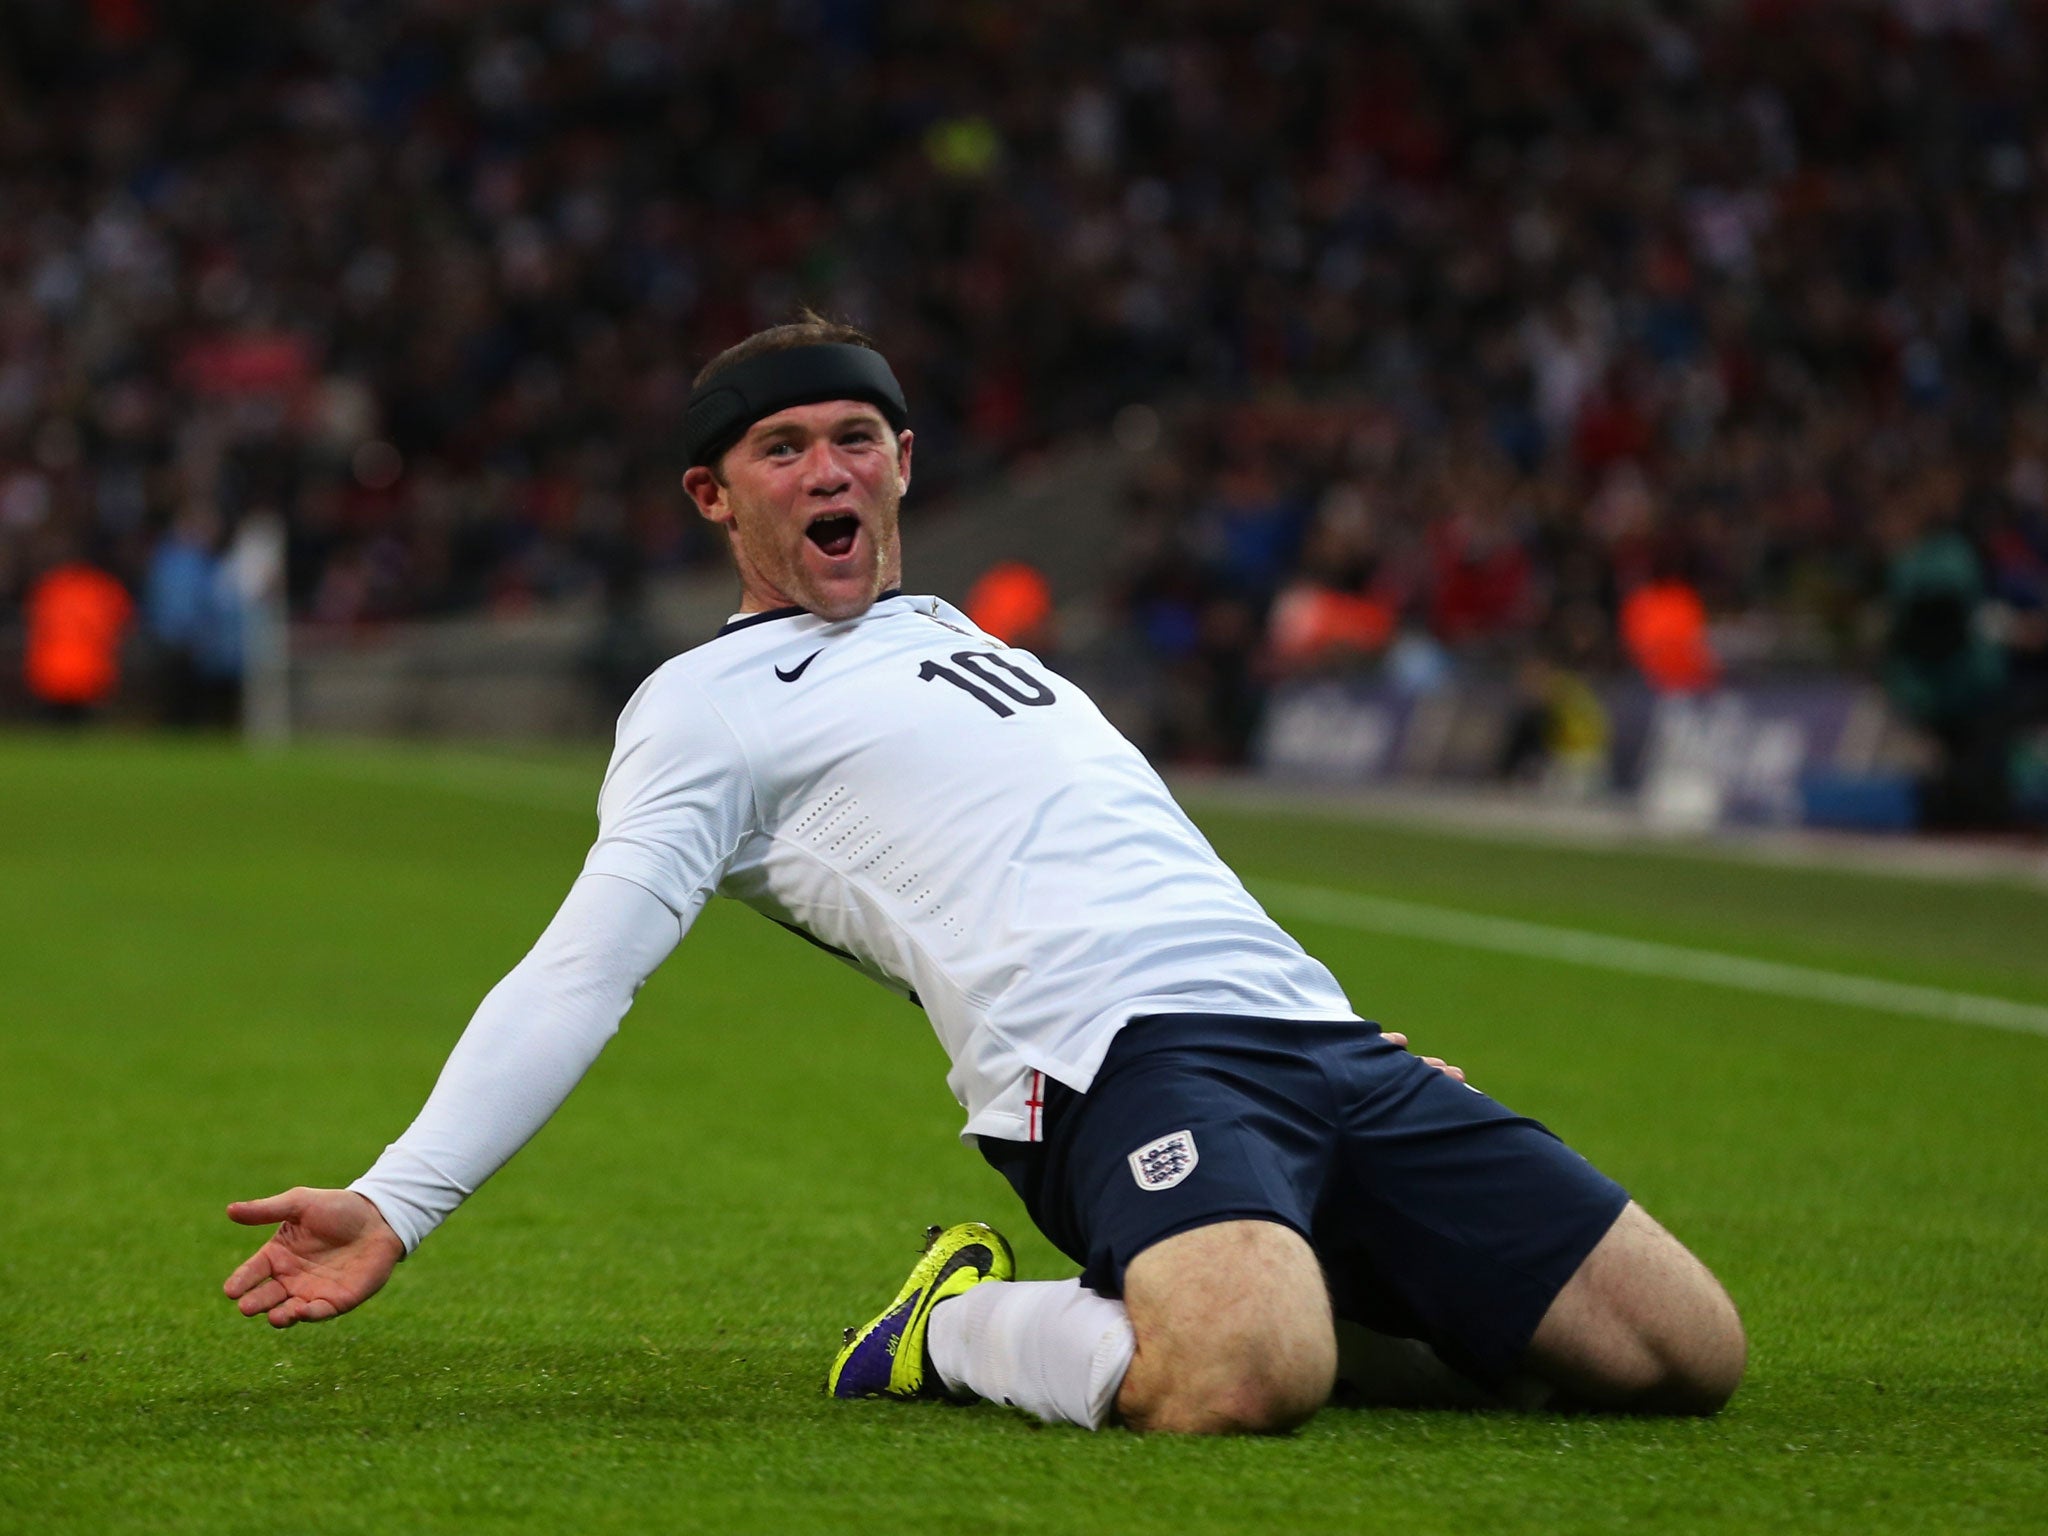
[
  {"xmin": 223, "ymin": 872, "xmax": 686, "ymax": 1323},
  {"xmin": 343, "ymin": 872, "xmax": 687, "ymax": 1251}
]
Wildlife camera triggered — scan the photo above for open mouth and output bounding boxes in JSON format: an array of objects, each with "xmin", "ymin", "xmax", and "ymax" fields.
[{"xmin": 806, "ymin": 513, "xmax": 860, "ymax": 559}]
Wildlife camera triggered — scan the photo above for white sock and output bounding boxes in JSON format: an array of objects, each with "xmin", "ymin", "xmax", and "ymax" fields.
[{"xmin": 928, "ymin": 1278, "xmax": 1135, "ymax": 1430}]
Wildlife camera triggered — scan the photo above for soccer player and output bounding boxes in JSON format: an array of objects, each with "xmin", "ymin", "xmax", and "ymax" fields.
[{"xmin": 224, "ymin": 318, "xmax": 1745, "ymax": 1434}]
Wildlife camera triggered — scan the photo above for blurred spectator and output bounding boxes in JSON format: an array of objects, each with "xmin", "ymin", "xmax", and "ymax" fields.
[
  {"xmin": 1266, "ymin": 487, "xmax": 1398, "ymax": 672},
  {"xmin": 1884, "ymin": 504, "xmax": 2012, "ymax": 827},
  {"xmin": 1268, "ymin": 582, "xmax": 1396, "ymax": 671},
  {"xmin": 24, "ymin": 541, "xmax": 132, "ymax": 722},
  {"xmin": 1384, "ymin": 619, "xmax": 1454, "ymax": 699},
  {"xmin": 1500, "ymin": 652, "xmax": 1612, "ymax": 800},
  {"xmin": 144, "ymin": 505, "xmax": 240, "ymax": 726},
  {"xmin": 1620, "ymin": 569, "xmax": 1720, "ymax": 695},
  {"xmin": 965, "ymin": 561, "xmax": 1056, "ymax": 652},
  {"xmin": 581, "ymin": 552, "xmax": 663, "ymax": 717}
]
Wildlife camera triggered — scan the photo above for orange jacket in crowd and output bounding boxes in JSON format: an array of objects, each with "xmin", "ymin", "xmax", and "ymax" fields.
[
  {"xmin": 965, "ymin": 561, "xmax": 1054, "ymax": 647},
  {"xmin": 1268, "ymin": 582, "xmax": 1397, "ymax": 667},
  {"xmin": 25, "ymin": 563, "xmax": 135, "ymax": 707},
  {"xmin": 1619, "ymin": 578, "xmax": 1718, "ymax": 694}
]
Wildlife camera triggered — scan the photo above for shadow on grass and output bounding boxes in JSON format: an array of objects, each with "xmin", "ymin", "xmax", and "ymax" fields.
[{"xmin": 84, "ymin": 1331, "xmax": 1770, "ymax": 1457}]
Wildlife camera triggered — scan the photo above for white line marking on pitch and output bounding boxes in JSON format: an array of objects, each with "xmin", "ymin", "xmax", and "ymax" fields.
[{"xmin": 1250, "ymin": 877, "xmax": 2048, "ymax": 1040}]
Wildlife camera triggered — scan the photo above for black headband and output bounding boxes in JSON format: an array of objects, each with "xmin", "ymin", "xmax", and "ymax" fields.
[{"xmin": 681, "ymin": 343, "xmax": 909, "ymax": 469}]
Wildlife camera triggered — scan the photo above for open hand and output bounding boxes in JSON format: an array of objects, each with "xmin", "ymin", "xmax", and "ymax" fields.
[{"xmin": 223, "ymin": 1187, "xmax": 404, "ymax": 1328}]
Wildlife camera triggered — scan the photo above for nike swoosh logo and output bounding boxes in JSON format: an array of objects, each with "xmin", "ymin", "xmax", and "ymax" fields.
[{"xmin": 775, "ymin": 649, "xmax": 824, "ymax": 682}]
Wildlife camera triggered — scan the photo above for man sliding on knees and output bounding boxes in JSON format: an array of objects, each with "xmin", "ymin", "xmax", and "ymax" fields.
[{"xmin": 225, "ymin": 317, "xmax": 1744, "ymax": 1432}]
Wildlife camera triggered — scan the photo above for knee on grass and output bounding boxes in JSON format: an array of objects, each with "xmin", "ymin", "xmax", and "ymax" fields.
[
  {"xmin": 1114, "ymin": 1218, "xmax": 1338, "ymax": 1435},
  {"xmin": 1614, "ymin": 1296, "xmax": 1747, "ymax": 1416},
  {"xmin": 1531, "ymin": 1202, "xmax": 1749, "ymax": 1417},
  {"xmin": 1118, "ymin": 1319, "xmax": 1335, "ymax": 1435},
  {"xmin": 1119, "ymin": 1355, "xmax": 1330, "ymax": 1435}
]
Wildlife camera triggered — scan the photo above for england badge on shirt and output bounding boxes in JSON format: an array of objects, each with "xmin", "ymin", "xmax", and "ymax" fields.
[{"xmin": 1128, "ymin": 1129, "xmax": 1199, "ymax": 1191}]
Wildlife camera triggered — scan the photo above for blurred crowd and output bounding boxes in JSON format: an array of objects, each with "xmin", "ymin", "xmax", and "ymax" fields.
[
  {"xmin": 1076, "ymin": 0, "xmax": 2048, "ymax": 768},
  {"xmin": 1, "ymin": 0, "xmax": 2046, "ymax": 781}
]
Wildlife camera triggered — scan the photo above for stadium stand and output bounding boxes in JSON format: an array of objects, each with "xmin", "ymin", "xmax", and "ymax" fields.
[{"xmin": 0, "ymin": 1, "xmax": 2042, "ymax": 817}]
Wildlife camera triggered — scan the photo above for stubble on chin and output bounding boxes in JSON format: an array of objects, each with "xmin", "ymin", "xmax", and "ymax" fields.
[
  {"xmin": 739, "ymin": 482, "xmax": 902, "ymax": 619},
  {"xmin": 803, "ymin": 567, "xmax": 888, "ymax": 622}
]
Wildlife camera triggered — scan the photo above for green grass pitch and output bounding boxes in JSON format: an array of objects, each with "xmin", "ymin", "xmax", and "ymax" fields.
[{"xmin": 1, "ymin": 733, "xmax": 2043, "ymax": 1534}]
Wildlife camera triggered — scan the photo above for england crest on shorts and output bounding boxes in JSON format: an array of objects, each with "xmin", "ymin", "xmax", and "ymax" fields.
[{"xmin": 1128, "ymin": 1129, "xmax": 1199, "ymax": 1191}]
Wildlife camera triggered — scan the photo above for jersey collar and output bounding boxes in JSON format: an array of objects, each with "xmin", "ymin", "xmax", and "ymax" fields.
[{"xmin": 716, "ymin": 589, "xmax": 903, "ymax": 637}]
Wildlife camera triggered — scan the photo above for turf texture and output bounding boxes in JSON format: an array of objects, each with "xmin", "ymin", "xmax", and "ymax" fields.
[{"xmin": 1, "ymin": 733, "xmax": 2043, "ymax": 1534}]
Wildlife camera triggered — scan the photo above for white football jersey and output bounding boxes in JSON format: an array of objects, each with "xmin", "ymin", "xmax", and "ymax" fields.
[{"xmin": 583, "ymin": 591, "xmax": 1357, "ymax": 1142}]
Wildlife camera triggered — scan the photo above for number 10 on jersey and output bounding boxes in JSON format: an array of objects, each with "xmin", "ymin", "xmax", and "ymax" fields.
[{"xmin": 918, "ymin": 652, "xmax": 1057, "ymax": 718}]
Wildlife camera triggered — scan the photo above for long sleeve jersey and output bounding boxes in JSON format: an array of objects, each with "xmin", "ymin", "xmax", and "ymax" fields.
[{"xmin": 352, "ymin": 593, "xmax": 1355, "ymax": 1251}]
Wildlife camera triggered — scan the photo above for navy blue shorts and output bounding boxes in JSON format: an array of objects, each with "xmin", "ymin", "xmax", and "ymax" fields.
[{"xmin": 980, "ymin": 1013, "xmax": 1629, "ymax": 1385}]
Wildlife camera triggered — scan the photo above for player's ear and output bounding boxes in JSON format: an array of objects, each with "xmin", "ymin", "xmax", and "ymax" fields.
[
  {"xmin": 682, "ymin": 465, "xmax": 731, "ymax": 526},
  {"xmin": 895, "ymin": 428, "xmax": 914, "ymax": 495}
]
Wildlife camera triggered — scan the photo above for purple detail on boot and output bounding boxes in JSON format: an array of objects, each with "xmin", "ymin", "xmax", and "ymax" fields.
[{"xmin": 832, "ymin": 1298, "xmax": 915, "ymax": 1398}]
